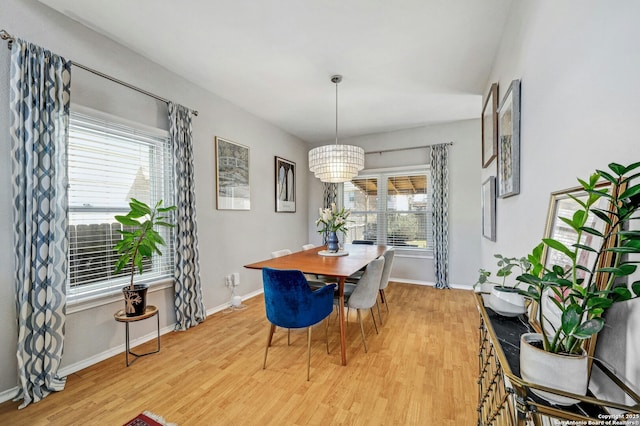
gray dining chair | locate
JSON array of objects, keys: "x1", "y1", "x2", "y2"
[
  {"x1": 271, "y1": 249, "x2": 292, "y2": 258},
  {"x1": 376, "y1": 249, "x2": 395, "y2": 324},
  {"x1": 346, "y1": 257, "x2": 385, "y2": 353}
]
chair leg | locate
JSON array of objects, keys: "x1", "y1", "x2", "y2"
[
  {"x1": 357, "y1": 309, "x2": 368, "y2": 353},
  {"x1": 288, "y1": 328, "x2": 291, "y2": 346},
  {"x1": 307, "y1": 327, "x2": 312, "y2": 381},
  {"x1": 263, "y1": 324, "x2": 276, "y2": 369},
  {"x1": 325, "y1": 317, "x2": 330, "y2": 354},
  {"x1": 380, "y1": 289, "x2": 389, "y2": 313},
  {"x1": 370, "y1": 308, "x2": 379, "y2": 334},
  {"x1": 376, "y1": 299, "x2": 383, "y2": 326}
]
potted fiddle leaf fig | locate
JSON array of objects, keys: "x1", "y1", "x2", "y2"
[
  {"x1": 114, "y1": 198, "x2": 176, "y2": 316},
  {"x1": 475, "y1": 254, "x2": 531, "y2": 317},
  {"x1": 516, "y1": 162, "x2": 640, "y2": 405}
]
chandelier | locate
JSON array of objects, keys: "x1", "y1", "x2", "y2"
[{"x1": 308, "y1": 75, "x2": 364, "y2": 183}]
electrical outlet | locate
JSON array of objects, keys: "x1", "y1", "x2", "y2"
[
  {"x1": 232, "y1": 272, "x2": 240, "y2": 286},
  {"x1": 225, "y1": 275, "x2": 233, "y2": 287}
]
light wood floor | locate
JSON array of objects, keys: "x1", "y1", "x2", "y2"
[{"x1": 0, "y1": 283, "x2": 480, "y2": 426}]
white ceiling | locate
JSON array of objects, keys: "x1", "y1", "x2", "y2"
[{"x1": 39, "y1": 0, "x2": 512, "y2": 144}]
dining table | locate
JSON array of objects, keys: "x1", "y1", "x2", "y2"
[{"x1": 244, "y1": 243, "x2": 389, "y2": 366}]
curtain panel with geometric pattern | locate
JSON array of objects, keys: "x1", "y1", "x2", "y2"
[
  {"x1": 430, "y1": 144, "x2": 450, "y2": 289},
  {"x1": 9, "y1": 39, "x2": 71, "y2": 408},
  {"x1": 169, "y1": 103, "x2": 206, "y2": 330}
]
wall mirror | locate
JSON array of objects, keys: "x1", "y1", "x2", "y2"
[{"x1": 529, "y1": 182, "x2": 615, "y2": 333}]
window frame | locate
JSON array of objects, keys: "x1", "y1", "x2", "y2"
[
  {"x1": 342, "y1": 165, "x2": 432, "y2": 256},
  {"x1": 66, "y1": 105, "x2": 175, "y2": 307}
]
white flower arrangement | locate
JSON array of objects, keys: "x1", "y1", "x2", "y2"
[{"x1": 316, "y1": 203, "x2": 351, "y2": 234}]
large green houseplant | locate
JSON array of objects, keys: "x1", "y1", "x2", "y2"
[
  {"x1": 514, "y1": 162, "x2": 640, "y2": 404},
  {"x1": 114, "y1": 198, "x2": 176, "y2": 316}
]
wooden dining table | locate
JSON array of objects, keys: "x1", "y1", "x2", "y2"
[{"x1": 244, "y1": 243, "x2": 389, "y2": 366}]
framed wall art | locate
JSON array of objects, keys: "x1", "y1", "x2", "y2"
[
  {"x1": 481, "y1": 176, "x2": 496, "y2": 241},
  {"x1": 215, "y1": 136, "x2": 250, "y2": 210},
  {"x1": 275, "y1": 156, "x2": 295, "y2": 212},
  {"x1": 497, "y1": 79, "x2": 521, "y2": 198},
  {"x1": 481, "y1": 83, "x2": 498, "y2": 168}
]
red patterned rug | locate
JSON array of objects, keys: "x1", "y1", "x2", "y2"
[{"x1": 123, "y1": 411, "x2": 176, "y2": 426}]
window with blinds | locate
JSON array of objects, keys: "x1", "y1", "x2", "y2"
[
  {"x1": 67, "y1": 109, "x2": 175, "y2": 300},
  {"x1": 343, "y1": 170, "x2": 431, "y2": 251}
]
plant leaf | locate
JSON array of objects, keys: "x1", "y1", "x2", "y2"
[
  {"x1": 596, "y1": 264, "x2": 637, "y2": 276},
  {"x1": 572, "y1": 243, "x2": 597, "y2": 253},
  {"x1": 590, "y1": 208, "x2": 613, "y2": 226},
  {"x1": 573, "y1": 318, "x2": 604, "y2": 339},
  {"x1": 157, "y1": 206, "x2": 177, "y2": 212},
  {"x1": 587, "y1": 297, "x2": 613, "y2": 310},
  {"x1": 561, "y1": 304, "x2": 581, "y2": 335},
  {"x1": 618, "y1": 230, "x2": 640, "y2": 238},
  {"x1": 559, "y1": 216, "x2": 579, "y2": 231},
  {"x1": 115, "y1": 215, "x2": 141, "y2": 227},
  {"x1": 619, "y1": 184, "x2": 640, "y2": 200},
  {"x1": 608, "y1": 163, "x2": 626, "y2": 176},
  {"x1": 607, "y1": 246, "x2": 640, "y2": 254},
  {"x1": 622, "y1": 160, "x2": 640, "y2": 174},
  {"x1": 566, "y1": 193, "x2": 587, "y2": 209},
  {"x1": 543, "y1": 238, "x2": 575, "y2": 260},
  {"x1": 580, "y1": 226, "x2": 604, "y2": 238},
  {"x1": 596, "y1": 169, "x2": 617, "y2": 184},
  {"x1": 611, "y1": 287, "x2": 632, "y2": 302}
]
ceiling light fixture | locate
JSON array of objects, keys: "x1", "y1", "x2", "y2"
[{"x1": 308, "y1": 75, "x2": 364, "y2": 183}]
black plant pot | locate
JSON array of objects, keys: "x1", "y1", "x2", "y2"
[{"x1": 122, "y1": 284, "x2": 149, "y2": 317}]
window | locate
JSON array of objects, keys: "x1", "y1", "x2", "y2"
[
  {"x1": 343, "y1": 169, "x2": 431, "y2": 251},
  {"x1": 67, "y1": 107, "x2": 175, "y2": 301}
]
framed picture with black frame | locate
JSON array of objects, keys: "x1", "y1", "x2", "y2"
[
  {"x1": 275, "y1": 156, "x2": 295, "y2": 212},
  {"x1": 497, "y1": 79, "x2": 521, "y2": 198}
]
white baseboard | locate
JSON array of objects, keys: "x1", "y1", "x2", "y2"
[
  {"x1": 389, "y1": 277, "x2": 472, "y2": 291},
  {"x1": 58, "y1": 322, "x2": 176, "y2": 378},
  {"x1": 0, "y1": 387, "x2": 18, "y2": 405}
]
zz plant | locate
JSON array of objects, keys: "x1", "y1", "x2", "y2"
[
  {"x1": 517, "y1": 162, "x2": 640, "y2": 355},
  {"x1": 475, "y1": 254, "x2": 532, "y2": 291}
]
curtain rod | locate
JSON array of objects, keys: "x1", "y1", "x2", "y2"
[
  {"x1": 1, "y1": 29, "x2": 198, "y2": 116},
  {"x1": 365, "y1": 141, "x2": 453, "y2": 155}
]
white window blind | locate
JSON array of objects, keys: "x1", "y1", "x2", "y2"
[
  {"x1": 67, "y1": 109, "x2": 175, "y2": 300},
  {"x1": 343, "y1": 170, "x2": 431, "y2": 251}
]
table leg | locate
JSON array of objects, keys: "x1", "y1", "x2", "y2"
[{"x1": 338, "y1": 276, "x2": 347, "y2": 366}]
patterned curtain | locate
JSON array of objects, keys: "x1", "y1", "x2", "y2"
[
  {"x1": 9, "y1": 39, "x2": 71, "y2": 408},
  {"x1": 430, "y1": 144, "x2": 450, "y2": 289},
  {"x1": 321, "y1": 183, "x2": 338, "y2": 244},
  {"x1": 169, "y1": 103, "x2": 206, "y2": 330}
]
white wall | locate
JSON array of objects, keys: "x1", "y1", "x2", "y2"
[
  {"x1": 0, "y1": 0, "x2": 311, "y2": 396},
  {"x1": 480, "y1": 0, "x2": 640, "y2": 400},
  {"x1": 307, "y1": 119, "x2": 481, "y2": 288}
]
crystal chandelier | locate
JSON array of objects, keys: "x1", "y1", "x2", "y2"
[{"x1": 309, "y1": 75, "x2": 364, "y2": 183}]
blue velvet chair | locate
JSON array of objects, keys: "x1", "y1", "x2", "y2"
[{"x1": 262, "y1": 268, "x2": 336, "y2": 381}]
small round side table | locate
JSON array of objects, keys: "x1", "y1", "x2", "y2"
[{"x1": 114, "y1": 305, "x2": 160, "y2": 366}]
